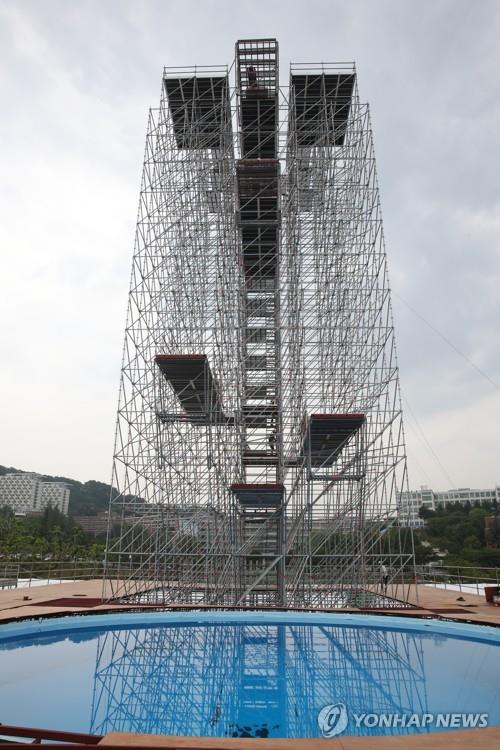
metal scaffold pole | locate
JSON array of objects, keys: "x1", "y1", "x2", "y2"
[{"x1": 104, "y1": 39, "x2": 414, "y2": 609}]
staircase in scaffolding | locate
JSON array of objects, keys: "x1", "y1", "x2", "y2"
[{"x1": 233, "y1": 39, "x2": 284, "y2": 606}]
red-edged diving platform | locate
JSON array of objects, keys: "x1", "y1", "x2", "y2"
[
  {"x1": 155, "y1": 354, "x2": 229, "y2": 424},
  {"x1": 230, "y1": 483, "x2": 285, "y2": 507},
  {"x1": 303, "y1": 413, "x2": 366, "y2": 466}
]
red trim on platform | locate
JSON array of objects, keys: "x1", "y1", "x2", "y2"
[
  {"x1": 155, "y1": 353, "x2": 206, "y2": 362},
  {"x1": 310, "y1": 413, "x2": 366, "y2": 421},
  {"x1": 230, "y1": 483, "x2": 285, "y2": 491}
]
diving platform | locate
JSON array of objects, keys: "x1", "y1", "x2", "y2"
[
  {"x1": 155, "y1": 354, "x2": 228, "y2": 424},
  {"x1": 231, "y1": 483, "x2": 285, "y2": 507},
  {"x1": 303, "y1": 413, "x2": 366, "y2": 466},
  {"x1": 163, "y1": 75, "x2": 230, "y2": 150},
  {"x1": 291, "y1": 73, "x2": 355, "y2": 147}
]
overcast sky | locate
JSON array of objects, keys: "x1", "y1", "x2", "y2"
[{"x1": 0, "y1": 0, "x2": 499, "y2": 491}]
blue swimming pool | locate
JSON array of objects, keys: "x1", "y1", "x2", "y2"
[{"x1": 0, "y1": 612, "x2": 499, "y2": 738}]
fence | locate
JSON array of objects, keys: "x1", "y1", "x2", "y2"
[
  {"x1": 2, "y1": 560, "x2": 500, "y2": 602},
  {"x1": 416, "y1": 564, "x2": 500, "y2": 596},
  {"x1": 0, "y1": 561, "x2": 125, "y2": 589}
]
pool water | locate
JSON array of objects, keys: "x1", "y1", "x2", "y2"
[{"x1": 0, "y1": 612, "x2": 499, "y2": 738}]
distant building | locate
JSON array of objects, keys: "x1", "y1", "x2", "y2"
[
  {"x1": 130, "y1": 504, "x2": 226, "y2": 540},
  {"x1": 74, "y1": 513, "x2": 117, "y2": 536},
  {"x1": 0, "y1": 473, "x2": 39, "y2": 514},
  {"x1": 36, "y1": 481, "x2": 70, "y2": 514},
  {"x1": 399, "y1": 486, "x2": 500, "y2": 527},
  {"x1": 0, "y1": 473, "x2": 70, "y2": 515}
]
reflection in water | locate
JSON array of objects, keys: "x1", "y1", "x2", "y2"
[{"x1": 90, "y1": 624, "x2": 428, "y2": 737}]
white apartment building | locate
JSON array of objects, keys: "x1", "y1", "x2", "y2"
[
  {"x1": 399, "y1": 486, "x2": 500, "y2": 527},
  {"x1": 36, "y1": 481, "x2": 70, "y2": 514},
  {"x1": 0, "y1": 473, "x2": 39, "y2": 514},
  {"x1": 0, "y1": 473, "x2": 70, "y2": 515}
]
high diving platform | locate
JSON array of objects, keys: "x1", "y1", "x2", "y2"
[
  {"x1": 291, "y1": 73, "x2": 355, "y2": 147},
  {"x1": 231, "y1": 483, "x2": 285, "y2": 507},
  {"x1": 163, "y1": 75, "x2": 230, "y2": 150},
  {"x1": 155, "y1": 354, "x2": 229, "y2": 425},
  {"x1": 302, "y1": 413, "x2": 366, "y2": 466}
]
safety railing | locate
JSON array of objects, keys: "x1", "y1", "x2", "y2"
[
  {"x1": 0, "y1": 722, "x2": 101, "y2": 747},
  {"x1": 416, "y1": 564, "x2": 500, "y2": 597},
  {"x1": 0, "y1": 561, "x2": 127, "y2": 590}
]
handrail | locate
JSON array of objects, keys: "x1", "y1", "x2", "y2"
[
  {"x1": 0, "y1": 561, "x2": 124, "y2": 589},
  {"x1": 3, "y1": 560, "x2": 500, "y2": 598},
  {"x1": 416, "y1": 564, "x2": 500, "y2": 597},
  {"x1": 0, "y1": 723, "x2": 101, "y2": 745}
]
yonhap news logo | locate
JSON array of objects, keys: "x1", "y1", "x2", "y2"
[
  {"x1": 317, "y1": 703, "x2": 349, "y2": 737},
  {"x1": 317, "y1": 704, "x2": 489, "y2": 736}
]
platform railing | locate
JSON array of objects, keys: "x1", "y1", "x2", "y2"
[
  {"x1": 0, "y1": 723, "x2": 102, "y2": 747},
  {"x1": 0, "y1": 554, "x2": 172, "y2": 591},
  {"x1": 416, "y1": 564, "x2": 500, "y2": 596},
  {"x1": 0, "y1": 561, "x2": 127, "y2": 590},
  {"x1": 3, "y1": 559, "x2": 500, "y2": 603}
]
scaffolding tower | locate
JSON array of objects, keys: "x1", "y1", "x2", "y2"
[{"x1": 104, "y1": 39, "x2": 414, "y2": 607}]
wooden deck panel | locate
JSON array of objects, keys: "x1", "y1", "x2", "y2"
[
  {"x1": 1, "y1": 581, "x2": 500, "y2": 625},
  {"x1": 100, "y1": 727, "x2": 500, "y2": 749}
]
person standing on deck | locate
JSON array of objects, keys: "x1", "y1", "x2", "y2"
[{"x1": 380, "y1": 561, "x2": 389, "y2": 593}]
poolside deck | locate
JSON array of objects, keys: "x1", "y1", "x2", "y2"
[
  {"x1": 0, "y1": 579, "x2": 133, "y2": 622},
  {"x1": 1, "y1": 726, "x2": 499, "y2": 749},
  {"x1": 1, "y1": 580, "x2": 500, "y2": 626},
  {"x1": 100, "y1": 727, "x2": 500, "y2": 749},
  {"x1": 402, "y1": 582, "x2": 500, "y2": 626}
]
